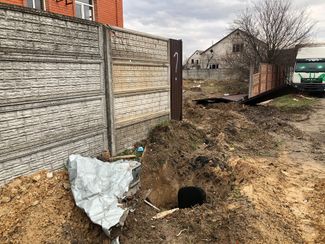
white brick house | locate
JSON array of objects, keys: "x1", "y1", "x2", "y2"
[{"x1": 184, "y1": 29, "x2": 246, "y2": 70}]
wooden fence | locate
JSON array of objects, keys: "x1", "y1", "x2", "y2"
[{"x1": 249, "y1": 63, "x2": 289, "y2": 97}]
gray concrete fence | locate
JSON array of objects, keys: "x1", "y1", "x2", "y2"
[
  {"x1": 0, "y1": 4, "x2": 171, "y2": 184},
  {"x1": 183, "y1": 69, "x2": 241, "y2": 81}
]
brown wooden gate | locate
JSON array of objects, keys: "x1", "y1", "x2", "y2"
[{"x1": 170, "y1": 39, "x2": 183, "y2": 120}]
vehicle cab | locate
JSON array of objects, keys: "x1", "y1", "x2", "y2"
[{"x1": 292, "y1": 45, "x2": 325, "y2": 92}]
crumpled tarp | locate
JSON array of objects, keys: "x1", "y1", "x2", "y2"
[{"x1": 67, "y1": 154, "x2": 140, "y2": 235}]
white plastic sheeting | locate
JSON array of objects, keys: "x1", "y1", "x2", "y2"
[{"x1": 67, "y1": 154, "x2": 140, "y2": 235}]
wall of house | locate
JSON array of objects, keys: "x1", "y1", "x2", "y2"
[
  {"x1": 46, "y1": 0, "x2": 74, "y2": 17},
  {"x1": 0, "y1": 0, "x2": 23, "y2": 6},
  {"x1": 108, "y1": 27, "x2": 170, "y2": 153},
  {"x1": 0, "y1": 0, "x2": 123, "y2": 27},
  {"x1": 183, "y1": 30, "x2": 246, "y2": 80},
  {"x1": 198, "y1": 30, "x2": 245, "y2": 69},
  {"x1": 0, "y1": 5, "x2": 171, "y2": 184},
  {"x1": 96, "y1": 0, "x2": 123, "y2": 27},
  {"x1": 185, "y1": 50, "x2": 202, "y2": 69},
  {"x1": 183, "y1": 69, "x2": 242, "y2": 81}
]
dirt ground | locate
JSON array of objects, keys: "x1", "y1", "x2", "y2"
[
  {"x1": 183, "y1": 79, "x2": 248, "y2": 100},
  {"x1": 0, "y1": 79, "x2": 324, "y2": 243}
]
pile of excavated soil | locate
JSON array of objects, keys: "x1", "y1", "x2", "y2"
[
  {"x1": 1, "y1": 98, "x2": 324, "y2": 243},
  {"x1": 0, "y1": 120, "x2": 237, "y2": 244},
  {"x1": 117, "y1": 120, "x2": 239, "y2": 243},
  {"x1": 0, "y1": 171, "x2": 107, "y2": 243},
  {"x1": 140, "y1": 121, "x2": 234, "y2": 209},
  {"x1": 185, "y1": 102, "x2": 275, "y2": 156},
  {"x1": 118, "y1": 100, "x2": 325, "y2": 243},
  {"x1": 185, "y1": 101, "x2": 306, "y2": 155}
]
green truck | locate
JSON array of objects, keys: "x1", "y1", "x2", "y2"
[{"x1": 292, "y1": 44, "x2": 325, "y2": 92}]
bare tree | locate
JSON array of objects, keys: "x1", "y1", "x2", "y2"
[
  {"x1": 205, "y1": 49, "x2": 214, "y2": 69},
  {"x1": 233, "y1": 0, "x2": 315, "y2": 64},
  {"x1": 220, "y1": 51, "x2": 251, "y2": 78}
]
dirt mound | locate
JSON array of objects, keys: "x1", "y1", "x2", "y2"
[
  {"x1": 238, "y1": 104, "x2": 306, "y2": 135},
  {"x1": 115, "y1": 120, "x2": 238, "y2": 243},
  {"x1": 0, "y1": 171, "x2": 107, "y2": 243},
  {"x1": 144, "y1": 120, "x2": 207, "y2": 166},
  {"x1": 0, "y1": 120, "x2": 236, "y2": 243},
  {"x1": 310, "y1": 178, "x2": 325, "y2": 243},
  {"x1": 185, "y1": 102, "x2": 277, "y2": 156},
  {"x1": 228, "y1": 156, "x2": 305, "y2": 243},
  {"x1": 1, "y1": 96, "x2": 324, "y2": 243},
  {"x1": 140, "y1": 120, "x2": 234, "y2": 209}
]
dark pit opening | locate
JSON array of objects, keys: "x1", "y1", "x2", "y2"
[{"x1": 178, "y1": 186, "x2": 207, "y2": 209}]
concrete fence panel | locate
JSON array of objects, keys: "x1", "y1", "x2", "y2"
[
  {"x1": 108, "y1": 27, "x2": 170, "y2": 154},
  {"x1": 0, "y1": 5, "x2": 174, "y2": 184},
  {"x1": 0, "y1": 5, "x2": 108, "y2": 184},
  {"x1": 183, "y1": 69, "x2": 241, "y2": 81}
]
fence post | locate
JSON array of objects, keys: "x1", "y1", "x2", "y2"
[
  {"x1": 170, "y1": 39, "x2": 183, "y2": 121},
  {"x1": 103, "y1": 27, "x2": 116, "y2": 155}
]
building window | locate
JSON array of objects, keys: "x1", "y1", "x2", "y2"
[
  {"x1": 76, "y1": 0, "x2": 94, "y2": 21},
  {"x1": 27, "y1": 0, "x2": 43, "y2": 10},
  {"x1": 209, "y1": 64, "x2": 219, "y2": 69},
  {"x1": 233, "y1": 43, "x2": 244, "y2": 53},
  {"x1": 191, "y1": 59, "x2": 194, "y2": 64},
  {"x1": 196, "y1": 60, "x2": 199, "y2": 64}
]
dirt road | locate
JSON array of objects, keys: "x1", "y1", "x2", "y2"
[
  {"x1": 226, "y1": 97, "x2": 325, "y2": 243},
  {"x1": 277, "y1": 98, "x2": 325, "y2": 242}
]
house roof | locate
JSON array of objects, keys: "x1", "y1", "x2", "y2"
[
  {"x1": 201, "y1": 28, "x2": 245, "y2": 54},
  {"x1": 186, "y1": 28, "x2": 262, "y2": 63},
  {"x1": 185, "y1": 29, "x2": 244, "y2": 64},
  {"x1": 186, "y1": 50, "x2": 203, "y2": 63},
  {"x1": 188, "y1": 50, "x2": 203, "y2": 59}
]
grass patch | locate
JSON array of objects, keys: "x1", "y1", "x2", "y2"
[
  {"x1": 183, "y1": 79, "x2": 249, "y2": 96},
  {"x1": 270, "y1": 94, "x2": 316, "y2": 111},
  {"x1": 202, "y1": 80, "x2": 249, "y2": 95}
]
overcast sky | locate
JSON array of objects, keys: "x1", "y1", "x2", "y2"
[{"x1": 124, "y1": 0, "x2": 325, "y2": 59}]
